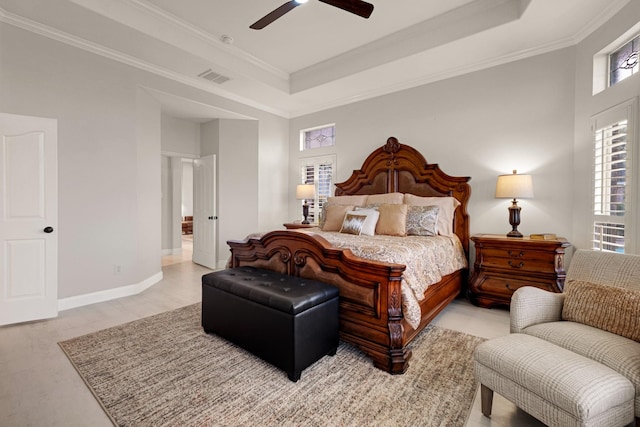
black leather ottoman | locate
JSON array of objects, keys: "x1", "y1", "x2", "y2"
[{"x1": 202, "y1": 267, "x2": 339, "y2": 382}]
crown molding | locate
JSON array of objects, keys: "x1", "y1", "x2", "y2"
[
  {"x1": 290, "y1": 36, "x2": 578, "y2": 118},
  {"x1": 2, "y1": 0, "x2": 631, "y2": 121},
  {"x1": 0, "y1": 7, "x2": 291, "y2": 118},
  {"x1": 571, "y1": 0, "x2": 631, "y2": 44},
  {"x1": 127, "y1": 0, "x2": 289, "y2": 81}
]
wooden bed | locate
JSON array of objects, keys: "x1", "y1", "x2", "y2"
[{"x1": 227, "y1": 137, "x2": 471, "y2": 374}]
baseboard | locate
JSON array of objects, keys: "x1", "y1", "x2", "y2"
[
  {"x1": 161, "y1": 248, "x2": 183, "y2": 256},
  {"x1": 58, "y1": 271, "x2": 164, "y2": 311}
]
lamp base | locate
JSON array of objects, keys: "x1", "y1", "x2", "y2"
[
  {"x1": 301, "y1": 203, "x2": 310, "y2": 224},
  {"x1": 506, "y1": 200, "x2": 523, "y2": 238},
  {"x1": 506, "y1": 230, "x2": 523, "y2": 238}
]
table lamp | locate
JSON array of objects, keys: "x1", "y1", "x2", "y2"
[
  {"x1": 296, "y1": 184, "x2": 316, "y2": 224},
  {"x1": 495, "y1": 170, "x2": 534, "y2": 238}
]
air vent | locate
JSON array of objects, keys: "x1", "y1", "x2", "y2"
[{"x1": 198, "y1": 69, "x2": 231, "y2": 84}]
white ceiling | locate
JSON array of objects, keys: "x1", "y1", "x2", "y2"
[{"x1": 0, "y1": 0, "x2": 631, "y2": 119}]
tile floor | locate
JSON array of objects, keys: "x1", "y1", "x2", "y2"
[{"x1": 0, "y1": 238, "x2": 544, "y2": 427}]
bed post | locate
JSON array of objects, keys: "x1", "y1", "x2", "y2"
[{"x1": 386, "y1": 281, "x2": 411, "y2": 374}]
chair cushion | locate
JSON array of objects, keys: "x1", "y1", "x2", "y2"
[
  {"x1": 523, "y1": 321, "x2": 640, "y2": 417},
  {"x1": 566, "y1": 249, "x2": 640, "y2": 290},
  {"x1": 474, "y1": 333, "x2": 635, "y2": 423},
  {"x1": 562, "y1": 280, "x2": 640, "y2": 342}
]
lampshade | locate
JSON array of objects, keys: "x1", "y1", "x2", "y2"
[
  {"x1": 296, "y1": 184, "x2": 316, "y2": 200},
  {"x1": 495, "y1": 170, "x2": 534, "y2": 199}
]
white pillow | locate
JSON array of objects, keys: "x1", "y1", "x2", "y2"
[
  {"x1": 403, "y1": 194, "x2": 460, "y2": 236},
  {"x1": 346, "y1": 208, "x2": 379, "y2": 236}
]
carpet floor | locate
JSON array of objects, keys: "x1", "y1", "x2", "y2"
[{"x1": 59, "y1": 303, "x2": 485, "y2": 427}]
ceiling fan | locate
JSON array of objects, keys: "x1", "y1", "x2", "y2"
[{"x1": 250, "y1": 0, "x2": 374, "y2": 30}]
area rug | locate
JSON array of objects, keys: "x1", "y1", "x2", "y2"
[{"x1": 59, "y1": 304, "x2": 485, "y2": 427}]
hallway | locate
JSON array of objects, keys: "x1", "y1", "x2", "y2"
[{"x1": 162, "y1": 235, "x2": 194, "y2": 267}]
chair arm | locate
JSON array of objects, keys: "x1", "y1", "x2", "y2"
[{"x1": 510, "y1": 286, "x2": 565, "y2": 333}]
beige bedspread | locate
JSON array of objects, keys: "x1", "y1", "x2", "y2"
[{"x1": 248, "y1": 229, "x2": 467, "y2": 329}]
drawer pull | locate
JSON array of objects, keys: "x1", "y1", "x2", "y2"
[
  {"x1": 508, "y1": 250, "x2": 524, "y2": 258},
  {"x1": 508, "y1": 260, "x2": 525, "y2": 269},
  {"x1": 506, "y1": 283, "x2": 517, "y2": 292}
]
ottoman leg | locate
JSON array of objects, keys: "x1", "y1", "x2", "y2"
[
  {"x1": 288, "y1": 370, "x2": 301, "y2": 382},
  {"x1": 480, "y1": 384, "x2": 494, "y2": 417}
]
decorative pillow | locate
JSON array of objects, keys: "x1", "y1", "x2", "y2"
[
  {"x1": 339, "y1": 213, "x2": 368, "y2": 235},
  {"x1": 562, "y1": 280, "x2": 640, "y2": 342},
  {"x1": 403, "y1": 194, "x2": 461, "y2": 236},
  {"x1": 406, "y1": 205, "x2": 439, "y2": 236},
  {"x1": 322, "y1": 204, "x2": 354, "y2": 231},
  {"x1": 327, "y1": 195, "x2": 368, "y2": 206},
  {"x1": 366, "y1": 192, "x2": 404, "y2": 206},
  {"x1": 375, "y1": 203, "x2": 408, "y2": 236},
  {"x1": 347, "y1": 208, "x2": 379, "y2": 236}
]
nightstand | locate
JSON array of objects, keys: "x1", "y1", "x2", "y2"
[
  {"x1": 468, "y1": 234, "x2": 571, "y2": 308},
  {"x1": 283, "y1": 223, "x2": 316, "y2": 230}
]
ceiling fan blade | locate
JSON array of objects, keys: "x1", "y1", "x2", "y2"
[
  {"x1": 318, "y1": 0, "x2": 374, "y2": 19},
  {"x1": 250, "y1": 1, "x2": 301, "y2": 30}
]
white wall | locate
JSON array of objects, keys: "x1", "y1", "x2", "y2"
[
  {"x1": 0, "y1": 22, "x2": 157, "y2": 297},
  {"x1": 135, "y1": 88, "x2": 162, "y2": 280},
  {"x1": 0, "y1": 21, "x2": 289, "y2": 301},
  {"x1": 161, "y1": 156, "x2": 183, "y2": 253},
  {"x1": 257, "y1": 118, "x2": 290, "y2": 231},
  {"x1": 161, "y1": 113, "x2": 201, "y2": 157},
  {"x1": 218, "y1": 119, "x2": 260, "y2": 263},
  {"x1": 289, "y1": 48, "x2": 577, "y2": 244},
  {"x1": 573, "y1": 0, "x2": 640, "y2": 252},
  {"x1": 161, "y1": 156, "x2": 172, "y2": 250},
  {"x1": 201, "y1": 120, "x2": 220, "y2": 157},
  {"x1": 159, "y1": 114, "x2": 199, "y2": 253}
]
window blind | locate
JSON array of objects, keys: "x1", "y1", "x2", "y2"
[{"x1": 593, "y1": 120, "x2": 627, "y2": 252}]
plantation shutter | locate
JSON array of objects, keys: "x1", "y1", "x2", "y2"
[{"x1": 592, "y1": 119, "x2": 628, "y2": 252}]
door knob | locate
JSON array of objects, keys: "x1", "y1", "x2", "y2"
[{"x1": 44, "y1": 226, "x2": 54, "y2": 233}]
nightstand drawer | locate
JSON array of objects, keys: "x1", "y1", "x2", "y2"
[
  {"x1": 474, "y1": 275, "x2": 558, "y2": 296},
  {"x1": 481, "y1": 248, "x2": 556, "y2": 272}
]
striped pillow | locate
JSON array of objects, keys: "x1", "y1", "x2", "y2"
[{"x1": 562, "y1": 280, "x2": 640, "y2": 342}]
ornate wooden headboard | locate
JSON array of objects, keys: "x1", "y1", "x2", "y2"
[{"x1": 334, "y1": 137, "x2": 472, "y2": 256}]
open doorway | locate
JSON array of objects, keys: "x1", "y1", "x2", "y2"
[
  {"x1": 161, "y1": 156, "x2": 195, "y2": 266},
  {"x1": 178, "y1": 158, "x2": 194, "y2": 262},
  {"x1": 161, "y1": 155, "x2": 217, "y2": 269}
]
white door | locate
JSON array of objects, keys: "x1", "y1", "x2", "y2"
[
  {"x1": 193, "y1": 154, "x2": 217, "y2": 269},
  {"x1": 0, "y1": 113, "x2": 58, "y2": 325}
]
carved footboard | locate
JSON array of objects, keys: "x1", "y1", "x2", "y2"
[{"x1": 227, "y1": 230, "x2": 415, "y2": 374}]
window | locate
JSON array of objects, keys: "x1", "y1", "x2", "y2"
[
  {"x1": 592, "y1": 24, "x2": 640, "y2": 95},
  {"x1": 593, "y1": 120, "x2": 627, "y2": 252},
  {"x1": 591, "y1": 100, "x2": 637, "y2": 253},
  {"x1": 299, "y1": 155, "x2": 335, "y2": 223},
  {"x1": 609, "y1": 35, "x2": 639, "y2": 87},
  {"x1": 300, "y1": 124, "x2": 335, "y2": 151}
]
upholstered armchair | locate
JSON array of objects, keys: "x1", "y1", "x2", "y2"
[{"x1": 510, "y1": 249, "x2": 640, "y2": 425}]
